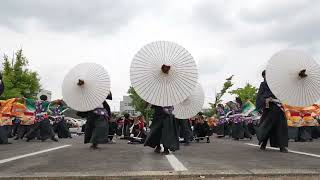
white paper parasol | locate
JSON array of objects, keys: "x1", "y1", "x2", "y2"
[
  {"x1": 62, "y1": 63, "x2": 110, "y2": 111},
  {"x1": 173, "y1": 83, "x2": 204, "y2": 119},
  {"x1": 130, "y1": 41, "x2": 198, "y2": 106},
  {"x1": 266, "y1": 49, "x2": 320, "y2": 107}
]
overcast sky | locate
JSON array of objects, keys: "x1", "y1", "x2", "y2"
[{"x1": 1, "y1": 0, "x2": 320, "y2": 111}]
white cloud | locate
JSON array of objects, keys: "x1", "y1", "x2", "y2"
[{"x1": 1, "y1": 0, "x2": 319, "y2": 111}]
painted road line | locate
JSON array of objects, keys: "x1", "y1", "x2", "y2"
[
  {"x1": 166, "y1": 154, "x2": 188, "y2": 171},
  {"x1": 0, "y1": 145, "x2": 71, "y2": 164},
  {"x1": 246, "y1": 143, "x2": 320, "y2": 158}
]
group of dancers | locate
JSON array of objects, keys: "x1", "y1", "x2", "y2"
[
  {"x1": 0, "y1": 95, "x2": 73, "y2": 144},
  {"x1": 1, "y1": 70, "x2": 319, "y2": 154},
  {"x1": 214, "y1": 98, "x2": 254, "y2": 141},
  {"x1": 0, "y1": 72, "x2": 73, "y2": 144},
  {"x1": 142, "y1": 70, "x2": 289, "y2": 154}
]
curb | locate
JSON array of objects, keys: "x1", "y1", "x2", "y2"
[{"x1": 1, "y1": 169, "x2": 320, "y2": 180}]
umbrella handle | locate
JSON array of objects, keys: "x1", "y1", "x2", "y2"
[
  {"x1": 299, "y1": 69, "x2": 308, "y2": 78},
  {"x1": 77, "y1": 79, "x2": 85, "y2": 86},
  {"x1": 161, "y1": 64, "x2": 171, "y2": 74}
]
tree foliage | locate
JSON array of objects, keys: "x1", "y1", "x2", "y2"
[
  {"x1": 202, "y1": 109, "x2": 214, "y2": 117},
  {"x1": 127, "y1": 86, "x2": 154, "y2": 121},
  {"x1": 229, "y1": 83, "x2": 258, "y2": 103},
  {"x1": 1, "y1": 49, "x2": 41, "y2": 99},
  {"x1": 209, "y1": 75, "x2": 234, "y2": 115}
]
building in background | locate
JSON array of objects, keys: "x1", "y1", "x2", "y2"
[
  {"x1": 37, "y1": 89, "x2": 52, "y2": 101},
  {"x1": 120, "y1": 96, "x2": 136, "y2": 115}
]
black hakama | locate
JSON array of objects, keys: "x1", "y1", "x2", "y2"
[
  {"x1": 256, "y1": 80, "x2": 288, "y2": 149},
  {"x1": 15, "y1": 125, "x2": 31, "y2": 139},
  {"x1": 25, "y1": 119, "x2": 56, "y2": 141},
  {"x1": 55, "y1": 120, "x2": 72, "y2": 138},
  {"x1": 194, "y1": 122, "x2": 211, "y2": 142},
  {"x1": 288, "y1": 127, "x2": 299, "y2": 141},
  {"x1": 176, "y1": 118, "x2": 192, "y2": 144},
  {"x1": 0, "y1": 126, "x2": 9, "y2": 144},
  {"x1": 144, "y1": 106, "x2": 179, "y2": 151},
  {"x1": 83, "y1": 111, "x2": 107, "y2": 145},
  {"x1": 257, "y1": 103, "x2": 288, "y2": 148},
  {"x1": 298, "y1": 126, "x2": 313, "y2": 142}
]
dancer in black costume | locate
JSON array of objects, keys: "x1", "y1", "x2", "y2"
[{"x1": 256, "y1": 70, "x2": 288, "y2": 153}]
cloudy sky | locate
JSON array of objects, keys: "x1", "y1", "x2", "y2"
[{"x1": 1, "y1": 0, "x2": 320, "y2": 111}]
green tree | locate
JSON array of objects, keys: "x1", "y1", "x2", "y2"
[
  {"x1": 202, "y1": 109, "x2": 214, "y2": 117},
  {"x1": 1, "y1": 49, "x2": 41, "y2": 99},
  {"x1": 209, "y1": 75, "x2": 234, "y2": 115},
  {"x1": 127, "y1": 86, "x2": 154, "y2": 122},
  {"x1": 229, "y1": 83, "x2": 258, "y2": 103}
]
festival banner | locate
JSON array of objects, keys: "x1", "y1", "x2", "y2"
[{"x1": 283, "y1": 104, "x2": 319, "y2": 127}]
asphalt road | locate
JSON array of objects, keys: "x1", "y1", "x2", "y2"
[{"x1": 0, "y1": 135, "x2": 319, "y2": 179}]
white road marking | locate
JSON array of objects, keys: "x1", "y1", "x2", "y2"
[
  {"x1": 0, "y1": 145, "x2": 71, "y2": 164},
  {"x1": 165, "y1": 154, "x2": 188, "y2": 171},
  {"x1": 246, "y1": 143, "x2": 320, "y2": 158}
]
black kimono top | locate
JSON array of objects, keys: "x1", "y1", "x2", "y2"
[{"x1": 256, "y1": 80, "x2": 276, "y2": 111}]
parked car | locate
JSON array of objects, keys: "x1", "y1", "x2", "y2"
[{"x1": 65, "y1": 117, "x2": 85, "y2": 135}]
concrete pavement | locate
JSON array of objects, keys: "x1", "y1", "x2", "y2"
[{"x1": 0, "y1": 135, "x2": 319, "y2": 179}]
